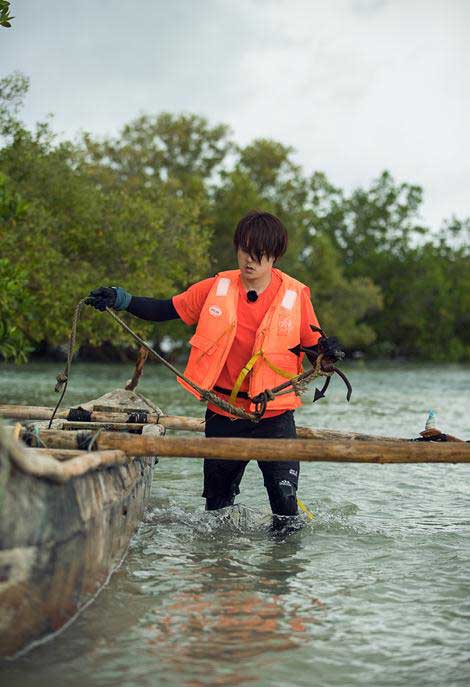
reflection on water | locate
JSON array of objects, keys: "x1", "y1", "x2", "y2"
[
  {"x1": 0, "y1": 362, "x2": 469, "y2": 687},
  {"x1": 128, "y1": 506, "x2": 325, "y2": 687}
]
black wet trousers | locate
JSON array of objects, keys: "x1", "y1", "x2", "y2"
[{"x1": 203, "y1": 409, "x2": 299, "y2": 517}]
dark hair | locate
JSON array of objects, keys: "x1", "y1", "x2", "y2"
[{"x1": 233, "y1": 210, "x2": 288, "y2": 263}]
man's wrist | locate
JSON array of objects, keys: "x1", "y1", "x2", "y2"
[{"x1": 112, "y1": 287, "x2": 132, "y2": 310}]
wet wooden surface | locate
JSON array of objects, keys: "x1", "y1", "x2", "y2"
[{"x1": 0, "y1": 452, "x2": 156, "y2": 657}]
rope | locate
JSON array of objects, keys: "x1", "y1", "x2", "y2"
[
  {"x1": 49, "y1": 301, "x2": 329, "y2": 426},
  {"x1": 104, "y1": 308, "x2": 261, "y2": 421},
  {"x1": 48, "y1": 299, "x2": 87, "y2": 429},
  {"x1": 22, "y1": 425, "x2": 47, "y2": 448},
  {"x1": 87, "y1": 428, "x2": 102, "y2": 452},
  {"x1": 135, "y1": 391, "x2": 161, "y2": 415}
]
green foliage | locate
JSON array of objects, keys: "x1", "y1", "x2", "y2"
[
  {"x1": 0, "y1": 131, "x2": 212, "y2": 351},
  {"x1": 296, "y1": 234, "x2": 383, "y2": 348},
  {"x1": 0, "y1": 258, "x2": 32, "y2": 363},
  {"x1": 237, "y1": 139, "x2": 300, "y2": 195},
  {"x1": 0, "y1": 1, "x2": 14, "y2": 28},
  {"x1": 0, "y1": 77, "x2": 213, "y2": 358},
  {"x1": 0, "y1": 71, "x2": 469, "y2": 362},
  {"x1": 0, "y1": 174, "x2": 33, "y2": 362},
  {"x1": 81, "y1": 112, "x2": 232, "y2": 195},
  {"x1": 0, "y1": 72, "x2": 29, "y2": 137}
]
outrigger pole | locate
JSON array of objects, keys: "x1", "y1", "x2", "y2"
[{"x1": 16, "y1": 428, "x2": 470, "y2": 464}]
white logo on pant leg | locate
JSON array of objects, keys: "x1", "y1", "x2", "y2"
[
  {"x1": 209, "y1": 305, "x2": 222, "y2": 317},
  {"x1": 289, "y1": 469, "x2": 298, "y2": 476}
]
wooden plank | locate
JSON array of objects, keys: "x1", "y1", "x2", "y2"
[{"x1": 20, "y1": 428, "x2": 470, "y2": 463}]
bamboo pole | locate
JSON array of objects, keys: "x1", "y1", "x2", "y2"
[
  {"x1": 295, "y1": 427, "x2": 403, "y2": 442},
  {"x1": 19, "y1": 428, "x2": 470, "y2": 463},
  {"x1": 0, "y1": 405, "x2": 68, "y2": 420},
  {"x1": 55, "y1": 421, "x2": 402, "y2": 443},
  {"x1": 0, "y1": 404, "x2": 403, "y2": 442}
]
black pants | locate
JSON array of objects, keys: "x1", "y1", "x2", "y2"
[{"x1": 203, "y1": 409, "x2": 299, "y2": 516}]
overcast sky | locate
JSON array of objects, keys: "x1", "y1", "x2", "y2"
[{"x1": 1, "y1": 0, "x2": 469, "y2": 229}]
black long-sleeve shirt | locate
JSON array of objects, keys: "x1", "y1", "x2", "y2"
[{"x1": 127, "y1": 297, "x2": 180, "y2": 322}]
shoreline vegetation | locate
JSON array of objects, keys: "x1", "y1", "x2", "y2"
[
  {"x1": 1, "y1": 72, "x2": 469, "y2": 365},
  {"x1": 4, "y1": 354, "x2": 470, "y2": 371}
]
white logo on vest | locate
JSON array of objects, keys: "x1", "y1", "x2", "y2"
[{"x1": 209, "y1": 305, "x2": 222, "y2": 317}]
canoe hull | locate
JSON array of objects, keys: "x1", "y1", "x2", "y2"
[{"x1": 0, "y1": 454, "x2": 155, "y2": 658}]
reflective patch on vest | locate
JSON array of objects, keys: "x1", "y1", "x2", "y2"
[
  {"x1": 209, "y1": 305, "x2": 222, "y2": 317},
  {"x1": 281, "y1": 289, "x2": 297, "y2": 310},
  {"x1": 216, "y1": 278, "x2": 230, "y2": 296},
  {"x1": 278, "y1": 317, "x2": 293, "y2": 336}
]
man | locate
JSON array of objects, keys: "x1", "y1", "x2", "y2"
[{"x1": 87, "y1": 210, "x2": 334, "y2": 528}]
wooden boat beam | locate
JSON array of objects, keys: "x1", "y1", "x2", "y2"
[
  {"x1": 16, "y1": 427, "x2": 470, "y2": 464},
  {"x1": 0, "y1": 404, "x2": 405, "y2": 442}
]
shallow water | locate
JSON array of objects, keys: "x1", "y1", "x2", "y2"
[{"x1": 1, "y1": 361, "x2": 469, "y2": 687}]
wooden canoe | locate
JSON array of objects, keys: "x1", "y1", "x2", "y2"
[{"x1": 0, "y1": 389, "x2": 163, "y2": 658}]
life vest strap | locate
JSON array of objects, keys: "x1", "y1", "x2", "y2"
[{"x1": 229, "y1": 350, "x2": 297, "y2": 407}]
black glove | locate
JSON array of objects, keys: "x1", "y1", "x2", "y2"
[
  {"x1": 85, "y1": 287, "x2": 117, "y2": 311},
  {"x1": 304, "y1": 336, "x2": 345, "y2": 364},
  {"x1": 317, "y1": 336, "x2": 344, "y2": 361}
]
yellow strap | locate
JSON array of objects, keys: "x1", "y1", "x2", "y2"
[
  {"x1": 230, "y1": 350, "x2": 263, "y2": 405},
  {"x1": 297, "y1": 497, "x2": 315, "y2": 520},
  {"x1": 229, "y1": 350, "x2": 297, "y2": 406},
  {"x1": 261, "y1": 355, "x2": 297, "y2": 380}
]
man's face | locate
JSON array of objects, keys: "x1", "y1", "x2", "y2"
[{"x1": 237, "y1": 247, "x2": 275, "y2": 281}]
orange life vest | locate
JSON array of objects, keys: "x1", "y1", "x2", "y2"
[{"x1": 178, "y1": 268, "x2": 306, "y2": 412}]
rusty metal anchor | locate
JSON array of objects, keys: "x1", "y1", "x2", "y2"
[{"x1": 288, "y1": 326, "x2": 353, "y2": 403}]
